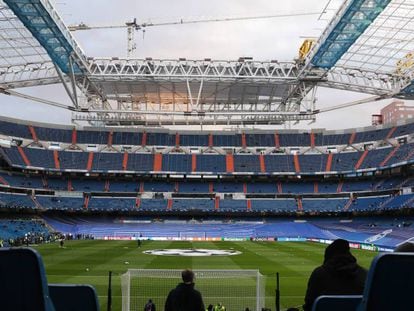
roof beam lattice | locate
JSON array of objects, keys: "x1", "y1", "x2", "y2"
[
  {"x1": 4, "y1": 0, "x2": 88, "y2": 74},
  {"x1": 309, "y1": 0, "x2": 391, "y2": 69}
]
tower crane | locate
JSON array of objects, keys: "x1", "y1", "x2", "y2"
[{"x1": 68, "y1": 12, "x2": 321, "y2": 57}]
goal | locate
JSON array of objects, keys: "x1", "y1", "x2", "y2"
[{"x1": 121, "y1": 269, "x2": 266, "y2": 311}]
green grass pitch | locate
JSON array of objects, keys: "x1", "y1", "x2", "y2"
[{"x1": 34, "y1": 240, "x2": 377, "y2": 310}]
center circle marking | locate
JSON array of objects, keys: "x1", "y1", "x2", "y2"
[{"x1": 143, "y1": 248, "x2": 242, "y2": 256}]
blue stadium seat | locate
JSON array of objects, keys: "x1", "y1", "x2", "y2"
[
  {"x1": 112, "y1": 131, "x2": 141, "y2": 145},
  {"x1": 144, "y1": 181, "x2": 173, "y2": 192},
  {"x1": 358, "y1": 253, "x2": 414, "y2": 311},
  {"x1": 299, "y1": 154, "x2": 326, "y2": 172},
  {"x1": 127, "y1": 153, "x2": 153, "y2": 171},
  {"x1": 392, "y1": 122, "x2": 414, "y2": 138},
  {"x1": 48, "y1": 284, "x2": 99, "y2": 311},
  {"x1": 219, "y1": 200, "x2": 246, "y2": 212},
  {"x1": 1, "y1": 146, "x2": 27, "y2": 167},
  {"x1": 319, "y1": 133, "x2": 350, "y2": 146},
  {"x1": 279, "y1": 132, "x2": 310, "y2": 146},
  {"x1": 312, "y1": 295, "x2": 362, "y2": 311},
  {"x1": 245, "y1": 133, "x2": 273, "y2": 147},
  {"x1": 302, "y1": 198, "x2": 347, "y2": 212},
  {"x1": 213, "y1": 181, "x2": 243, "y2": 192},
  {"x1": 2, "y1": 144, "x2": 414, "y2": 174},
  {"x1": 162, "y1": 154, "x2": 192, "y2": 172},
  {"x1": 180, "y1": 134, "x2": 209, "y2": 146},
  {"x1": 179, "y1": 182, "x2": 209, "y2": 193},
  {"x1": 331, "y1": 152, "x2": 361, "y2": 172},
  {"x1": 140, "y1": 199, "x2": 167, "y2": 211},
  {"x1": 88, "y1": 197, "x2": 136, "y2": 212},
  {"x1": 1, "y1": 119, "x2": 414, "y2": 150},
  {"x1": 196, "y1": 154, "x2": 226, "y2": 172},
  {"x1": 264, "y1": 154, "x2": 293, "y2": 172},
  {"x1": 0, "y1": 192, "x2": 36, "y2": 209},
  {"x1": 59, "y1": 150, "x2": 89, "y2": 170},
  {"x1": 34, "y1": 126, "x2": 72, "y2": 143},
  {"x1": 146, "y1": 132, "x2": 171, "y2": 145},
  {"x1": 383, "y1": 193, "x2": 414, "y2": 209},
  {"x1": 247, "y1": 182, "x2": 276, "y2": 193},
  {"x1": 171, "y1": 199, "x2": 214, "y2": 211},
  {"x1": 0, "y1": 219, "x2": 50, "y2": 242},
  {"x1": 283, "y1": 181, "x2": 314, "y2": 194},
  {"x1": 0, "y1": 247, "x2": 55, "y2": 310},
  {"x1": 347, "y1": 196, "x2": 389, "y2": 212},
  {"x1": 234, "y1": 155, "x2": 261, "y2": 172},
  {"x1": 24, "y1": 148, "x2": 55, "y2": 169},
  {"x1": 213, "y1": 134, "x2": 240, "y2": 146},
  {"x1": 92, "y1": 152, "x2": 123, "y2": 171},
  {"x1": 36, "y1": 196, "x2": 84, "y2": 211},
  {"x1": 77, "y1": 130, "x2": 108, "y2": 144},
  {"x1": 0, "y1": 120, "x2": 31, "y2": 139},
  {"x1": 251, "y1": 199, "x2": 297, "y2": 212},
  {"x1": 353, "y1": 128, "x2": 388, "y2": 144},
  {"x1": 359, "y1": 148, "x2": 390, "y2": 169}
]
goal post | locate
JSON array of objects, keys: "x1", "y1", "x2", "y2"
[{"x1": 121, "y1": 269, "x2": 266, "y2": 311}]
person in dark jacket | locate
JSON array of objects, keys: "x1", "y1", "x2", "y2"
[
  {"x1": 144, "y1": 299, "x2": 155, "y2": 311},
  {"x1": 394, "y1": 241, "x2": 414, "y2": 252},
  {"x1": 303, "y1": 239, "x2": 367, "y2": 311},
  {"x1": 165, "y1": 269, "x2": 205, "y2": 311}
]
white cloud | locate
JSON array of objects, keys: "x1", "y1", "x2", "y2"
[{"x1": 2, "y1": 0, "x2": 411, "y2": 130}]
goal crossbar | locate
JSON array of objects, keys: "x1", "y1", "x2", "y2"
[{"x1": 121, "y1": 269, "x2": 266, "y2": 311}]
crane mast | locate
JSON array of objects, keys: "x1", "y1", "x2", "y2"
[{"x1": 68, "y1": 12, "x2": 321, "y2": 57}]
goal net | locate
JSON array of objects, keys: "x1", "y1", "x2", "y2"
[{"x1": 121, "y1": 269, "x2": 266, "y2": 311}]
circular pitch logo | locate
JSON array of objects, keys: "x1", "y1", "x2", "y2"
[{"x1": 143, "y1": 249, "x2": 241, "y2": 257}]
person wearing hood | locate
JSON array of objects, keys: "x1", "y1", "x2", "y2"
[
  {"x1": 303, "y1": 239, "x2": 368, "y2": 311},
  {"x1": 165, "y1": 269, "x2": 205, "y2": 311},
  {"x1": 394, "y1": 241, "x2": 414, "y2": 252}
]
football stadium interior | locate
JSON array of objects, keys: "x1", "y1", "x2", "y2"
[{"x1": 1, "y1": 0, "x2": 414, "y2": 310}]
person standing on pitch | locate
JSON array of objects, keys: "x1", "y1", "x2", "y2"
[
  {"x1": 165, "y1": 269, "x2": 205, "y2": 311},
  {"x1": 213, "y1": 302, "x2": 226, "y2": 311},
  {"x1": 303, "y1": 239, "x2": 367, "y2": 311},
  {"x1": 144, "y1": 299, "x2": 155, "y2": 311}
]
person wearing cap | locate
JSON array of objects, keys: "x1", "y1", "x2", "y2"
[
  {"x1": 303, "y1": 239, "x2": 367, "y2": 311},
  {"x1": 165, "y1": 269, "x2": 205, "y2": 311}
]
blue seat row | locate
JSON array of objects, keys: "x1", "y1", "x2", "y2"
[
  {"x1": 1, "y1": 118, "x2": 414, "y2": 147},
  {"x1": 2, "y1": 145, "x2": 414, "y2": 174},
  {"x1": 0, "y1": 171, "x2": 408, "y2": 193},
  {"x1": 1, "y1": 192, "x2": 413, "y2": 213}
]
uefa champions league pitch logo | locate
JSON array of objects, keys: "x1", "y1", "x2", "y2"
[{"x1": 143, "y1": 249, "x2": 242, "y2": 256}]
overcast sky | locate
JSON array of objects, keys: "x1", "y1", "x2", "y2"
[{"x1": 0, "y1": 0, "x2": 407, "y2": 130}]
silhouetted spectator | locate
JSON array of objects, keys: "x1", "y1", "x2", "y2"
[
  {"x1": 144, "y1": 299, "x2": 155, "y2": 311},
  {"x1": 394, "y1": 242, "x2": 414, "y2": 252},
  {"x1": 165, "y1": 269, "x2": 205, "y2": 311},
  {"x1": 303, "y1": 239, "x2": 367, "y2": 311}
]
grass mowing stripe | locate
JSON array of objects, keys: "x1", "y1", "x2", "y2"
[
  {"x1": 144, "y1": 241, "x2": 193, "y2": 269},
  {"x1": 35, "y1": 240, "x2": 378, "y2": 310},
  {"x1": 192, "y1": 241, "x2": 243, "y2": 270}
]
